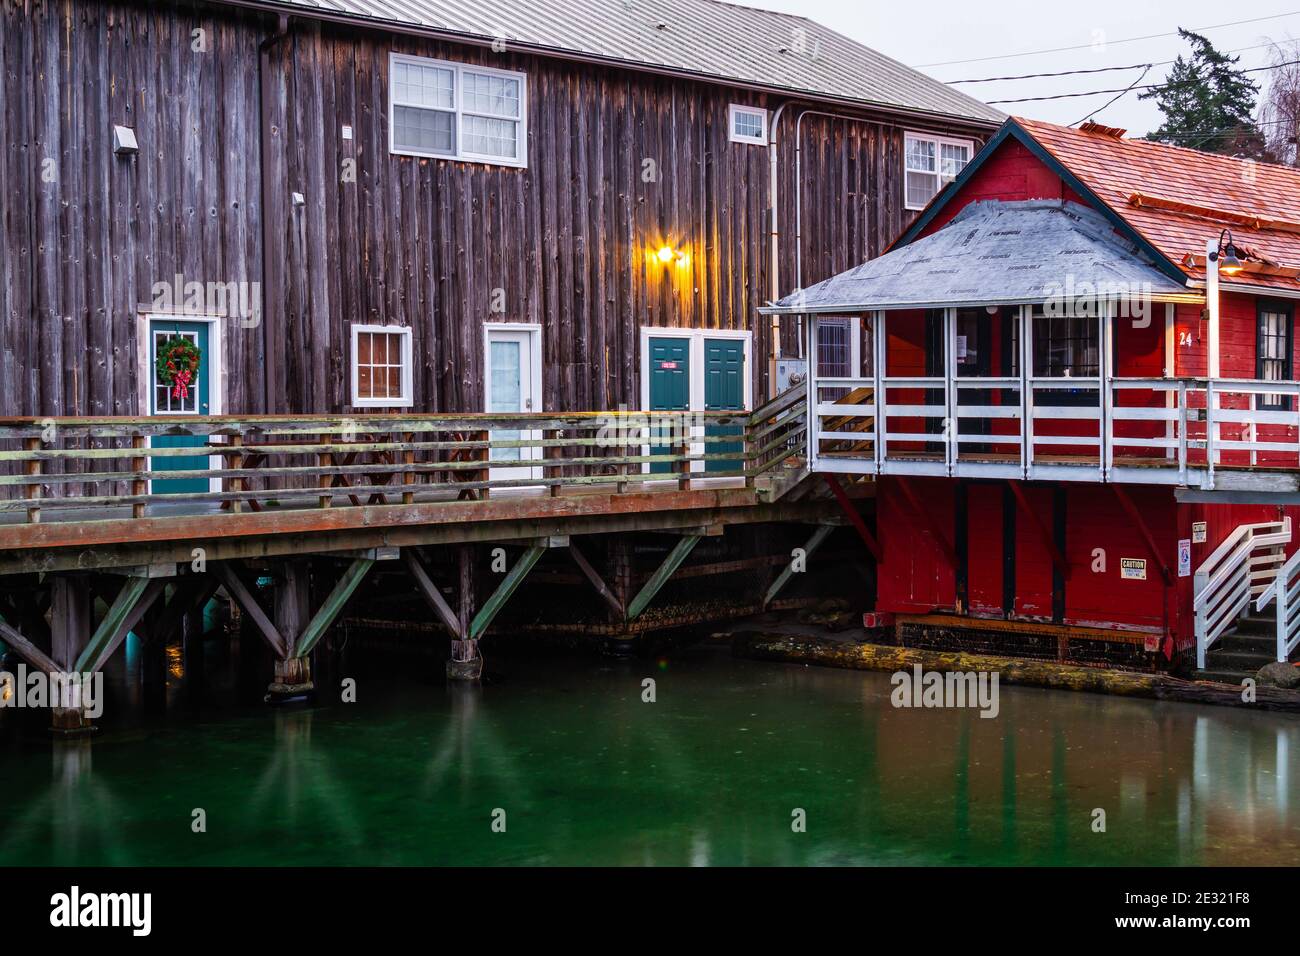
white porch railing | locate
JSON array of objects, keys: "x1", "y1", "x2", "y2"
[
  {"x1": 809, "y1": 373, "x2": 1300, "y2": 490},
  {"x1": 1193, "y1": 518, "x2": 1291, "y2": 669},
  {"x1": 1254, "y1": 546, "x2": 1300, "y2": 663}
]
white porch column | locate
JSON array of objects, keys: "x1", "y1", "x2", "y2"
[
  {"x1": 1021, "y1": 305, "x2": 1034, "y2": 479},
  {"x1": 1206, "y1": 237, "x2": 1221, "y2": 378},
  {"x1": 805, "y1": 312, "x2": 817, "y2": 472},
  {"x1": 872, "y1": 310, "x2": 885, "y2": 474},
  {"x1": 1099, "y1": 300, "x2": 1112, "y2": 481},
  {"x1": 944, "y1": 307, "x2": 957, "y2": 475}
]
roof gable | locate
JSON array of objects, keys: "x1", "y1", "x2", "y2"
[
  {"x1": 900, "y1": 117, "x2": 1300, "y2": 294},
  {"x1": 209, "y1": 0, "x2": 1003, "y2": 123}
]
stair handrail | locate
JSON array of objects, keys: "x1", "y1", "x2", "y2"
[
  {"x1": 1194, "y1": 517, "x2": 1290, "y2": 670},
  {"x1": 1256, "y1": 545, "x2": 1300, "y2": 663}
]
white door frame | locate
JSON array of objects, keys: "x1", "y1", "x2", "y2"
[
  {"x1": 138, "y1": 312, "x2": 225, "y2": 494},
  {"x1": 483, "y1": 322, "x2": 543, "y2": 483},
  {"x1": 639, "y1": 327, "x2": 753, "y2": 475}
]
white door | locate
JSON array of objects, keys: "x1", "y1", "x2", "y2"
[{"x1": 485, "y1": 326, "x2": 542, "y2": 484}]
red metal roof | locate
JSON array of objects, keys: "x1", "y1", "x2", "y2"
[{"x1": 1016, "y1": 116, "x2": 1300, "y2": 294}]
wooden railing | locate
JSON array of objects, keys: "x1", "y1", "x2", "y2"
[
  {"x1": 0, "y1": 405, "x2": 809, "y2": 525},
  {"x1": 810, "y1": 375, "x2": 1300, "y2": 488}
]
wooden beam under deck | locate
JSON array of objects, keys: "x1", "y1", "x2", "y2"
[{"x1": 0, "y1": 493, "x2": 839, "y2": 575}]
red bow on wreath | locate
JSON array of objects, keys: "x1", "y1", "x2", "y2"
[{"x1": 171, "y1": 368, "x2": 193, "y2": 400}]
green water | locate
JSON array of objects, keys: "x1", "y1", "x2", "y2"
[{"x1": 2, "y1": 647, "x2": 1298, "y2": 866}]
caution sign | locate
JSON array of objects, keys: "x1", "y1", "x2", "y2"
[
  {"x1": 1192, "y1": 521, "x2": 1207, "y2": 544},
  {"x1": 1121, "y1": 557, "x2": 1147, "y2": 581}
]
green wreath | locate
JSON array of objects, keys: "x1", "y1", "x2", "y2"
[{"x1": 155, "y1": 335, "x2": 202, "y2": 401}]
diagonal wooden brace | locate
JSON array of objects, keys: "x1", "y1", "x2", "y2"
[
  {"x1": 75, "y1": 576, "x2": 166, "y2": 674},
  {"x1": 1111, "y1": 485, "x2": 1174, "y2": 586},
  {"x1": 822, "y1": 475, "x2": 880, "y2": 561},
  {"x1": 213, "y1": 562, "x2": 288, "y2": 658},
  {"x1": 469, "y1": 546, "x2": 545, "y2": 641},
  {"x1": 0, "y1": 615, "x2": 59, "y2": 675},
  {"x1": 569, "y1": 542, "x2": 625, "y2": 618},
  {"x1": 294, "y1": 557, "x2": 376, "y2": 658},
  {"x1": 764, "y1": 523, "x2": 835, "y2": 608},
  {"x1": 626, "y1": 534, "x2": 701, "y2": 622},
  {"x1": 405, "y1": 548, "x2": 464, "y2": 639}
]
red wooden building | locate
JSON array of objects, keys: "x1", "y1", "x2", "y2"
[{"x1": 765, "y1": 117, "x2": 1300, "y2": 679}]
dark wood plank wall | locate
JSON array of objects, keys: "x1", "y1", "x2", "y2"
[{"x1": 0, "y1": 0, "x2": 992, "y2": 420}]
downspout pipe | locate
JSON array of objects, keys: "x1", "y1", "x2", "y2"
[
  {"x1": 258, "y1": 14, "x2": 291, "y2": 414},
  {"x1": 768, "y1": 101, "x2": 789, "y2": 399}
]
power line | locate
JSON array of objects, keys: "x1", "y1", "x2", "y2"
[
  {"x1": 917, "y1": 11, "x2": 1300, "y2": 68},
  {"x1": 946, "y1": 42, "x2": 1281, "y2": 85},
  {"x1": 1073, "y1": 66, "x2": 1153, "y2": 126},
  {"x1": 986, "y1": 57, "x2": 1300, "y2": 104}
]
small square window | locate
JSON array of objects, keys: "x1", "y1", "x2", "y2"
[
  {"x1": 729, "y1": 104, "x2": 767, "y2": 145},
  {"x1": 351, "y1": 324, "x2": 413, "y2": 407}
]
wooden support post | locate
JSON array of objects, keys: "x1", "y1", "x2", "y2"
[
  {"x1": 764, "y1": 524, "x2": 835, "y2": 608},
  {"x1": 318, "y1": 451, "x2": 333, "y2": 508},
  {"x1": 548, "y1": 429, "x2": 561, "y2": 498},
  {"x1": 404, "y1": 549, "x2": 463, "y2": 639},
  {"x1": 48, "y1": 575, "x2": 91, "y2": 733},
  {"x1": 402, "y1": 431, "x2": 416, "y2": 504},
  {"x1": 149, "y1": 576, "x2": 222, "y2": 649},
  {"x1": 229, "y1": 433, "x2": 244, "y2": 514},
  {"x1": 213, "y1": 562, "x2": 287, "y2": 658},
  {"x1": 75, "y1": 576, "x2": 165, "y2": 674},
  {"x1": 569, "y1": 541, "x2": 625, "y2": 618},
  {"x1": 468, "y1": 545, "x2": 545, "y2": 640},
  {"x1": 131, "y1": 434, "x2": 147, "y2": 519},
  {"x1": 458, "y1": 546, "x2": 475, "y2": 637},
  {"x1": 676, "y1": 435, "x2": 691, "y2": 491},
  {"x1": 477, "y1": 430, "x2": 491, "y2": 500},
  {"x1": 822, "y1": 474, "x2": 881, "y2": 561},
  {"x1": 626, "y1": 534, "x2": 701, "y2": 622},
  {"x1": 1007, "y1": 481, "x2": 1070, "y2": 581},
  {"x1": 24, "y1": 437, "x2": 41, "y2": 524},
  {"x1": 294, "y1": 557, "x2": 375, "y2": 658}
]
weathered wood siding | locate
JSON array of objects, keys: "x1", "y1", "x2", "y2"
[{"x1": 0, "y1": 0, "x2": 991, "y2": 418}]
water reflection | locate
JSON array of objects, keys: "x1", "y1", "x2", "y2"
[{"x1": 0, "y1": 653, "x2": 1297, "y2": 865}]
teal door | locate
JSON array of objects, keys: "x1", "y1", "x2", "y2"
[
  {"x1": 648, "y1": 337, "x2": 690, "y2": 474},
  {"x1": 704, "y1": 338, "x2": 745, "y2": 474},
  {"x1": 150, "y1": 320, "x2": 211, "y2": 495}
]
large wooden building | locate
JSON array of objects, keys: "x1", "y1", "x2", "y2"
[{"x1": 0, "y1": 0, "x2": 1000, "y2": 422}]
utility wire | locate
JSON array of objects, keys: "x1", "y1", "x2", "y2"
[
  {"x1": 987, "y1": 57, "x2": 1300, "y2": 104},
  {"x1": 918, "y1": 10, "x2": 1300, "y2": 68},
  {"x1": 1072, "y1": 65, "x2": 1153, "y2": 126},
  {"x1": 946, "y1": 42, "x2": 1280, "y2": 84}
]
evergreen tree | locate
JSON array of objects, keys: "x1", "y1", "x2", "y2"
[{"x1": 1140, "y1": 28, "x2": 1265, "y2": 156}]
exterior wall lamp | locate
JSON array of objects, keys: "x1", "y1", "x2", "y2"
[
  {"x1": 1209, "y1": 228, "x2": 1244, "y2": 277},
  {"x1": 655, "y1": 244, "x2": 689, "y2": 267},
  {"x1": 1203, "y1": 228, "x2": 1244, "y2": 379}
]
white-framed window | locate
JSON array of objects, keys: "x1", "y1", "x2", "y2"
[
  {"x1": 350, "y1": 324, "x2": 414, "y2": 407},
  {"x1": 904, "y1": 132, "x2": 973, "y2": 210},
  {"x1": 389, "y1": 52, "x2": 527, "y2": 167},
  {"x1": 728, "y1": 104, "x2": 767, "y2": 145}
]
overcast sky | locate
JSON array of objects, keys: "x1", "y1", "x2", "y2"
[{"x1": 744, "y1": 0, "x2": 1299, "y2": 135}]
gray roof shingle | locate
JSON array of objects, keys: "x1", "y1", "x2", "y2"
[
  {"x1": 762, "y1": 200, "x2": 1192, "y2": 313},
  {"x1": 220, "y1": 0, "x2": 1002, "y2": 123}
]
